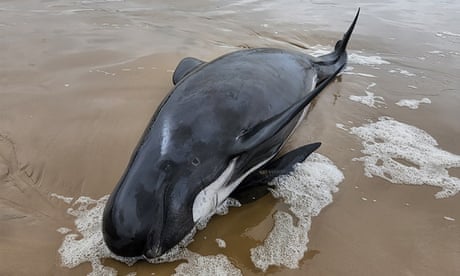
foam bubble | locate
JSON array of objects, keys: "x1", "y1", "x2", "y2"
[
  {"x1": 250, "y1": 211, "x2": 310, "y2": 271},
  {"x1": 335, "y1": 123, "x2": 348, "y2": 131},
  {"x1": 349, "y1": 92, "x2": 385, "y2": 108},
  {"x1": 216, "y1": 198, "x2": 241, "y2": 216},
  {"x1": 57, "y1": 195, "x2": 241, "y2": 274},
  {"x1": 395, "y1": 98, "x2": 431, "y2": 109},
  {"x1": 307, "y1": 46, "x2": 389, "y2": 66},
  {"x1": 342, "y1": 71, "x2": 376, "y2": 78},
  {"x1": 349, "y1": 82, "x2": 385, "y2": 108},
  {"x1": 348, "y1": 53, "x2": 390, "y2": 65},
  {"x1": 145, "y1": 230, "x2": 197, "y2": 264},
  {"x1": 196, "y1": 198, "x2": 241, "y2": 230},
  {"x1": 215, "y1": 238, "x2": 226, "y2": 248},
  {"x1": 305, "y1": 45, "x2": 330, "y2": 57},
  {"x1": 250, "y1": 153, "x2": 344, "y2": 271},
  {"x1": 173, "y1": 253, "x2": 241, "y2": 276},
  {"x1": 349, "y1": 117, "x2": 460, "y2": 198},
  {"x1": 389, "y1": 68, "x2": 416, "y2": 77},
  {"x1": 58, "y1": 195, "x2": 139, "y2": 275},
  {"x1": 57, "y1": 157, "x2": 344, "y2": 274},
  {"x1": 57, "y1": 227, "x2": 72, "y2": 234},
  {"x1": 146, "y1": 198, "x2": 237, "y2": 262},
  {"x1": 50, "y1": 193, "x2": 73, "y2": 204}
]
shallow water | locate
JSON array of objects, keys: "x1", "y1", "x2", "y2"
[{"x1": 1, "y1": 0, "x2": 459, "y2": 275}]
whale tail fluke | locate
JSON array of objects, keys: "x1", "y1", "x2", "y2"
[
  {"x1": 233, "y1": 10, "x2": 360, "y2": 154},
  {"x1": 335, "y1": 7, "x2": 360, "y2": 57},
  {"x1": 314, "y1": 8, "x2": 360, "y2": 82}
]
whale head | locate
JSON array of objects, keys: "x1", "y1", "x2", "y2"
[{"x1": 102, "y1": 130, "x2": 233, "y2": 258}]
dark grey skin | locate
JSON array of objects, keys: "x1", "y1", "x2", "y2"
[
  {"x1": 103, "y1": 9, "x2": 359, "y2": 258},
  {"x1": 230, "y1": 142, "x2": 322, "y2": 204}
]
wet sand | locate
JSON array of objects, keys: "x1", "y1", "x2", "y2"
[{"x1": 1, "y1": 0, "x2": 459, "y2": 275}]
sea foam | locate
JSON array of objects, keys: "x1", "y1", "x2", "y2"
[
  {"x1": 307, "y1": 46, "x2": 390, "y2": 66},
  {"x1": 57, "y1": 195, "x2": 241, "y2": 275},
  {"x1": 250, "y1": 153, "x2": 344, "y2": 271},
  {"x1": 395, "y1": 98, "x2": 431, "y2": 109},
  {"x1": 57, "y1": 156, "x2": 343, "y2": 274},
  {"x1": 350, "y1": 117, "x2": 460, "y2": 198},
  {"x1": 58, "y1": 195, "x2": 140, "y2": 275},
  {"x1": 348, "y1": 82, "x2": 385, "y2": 108},
  {"x1": 348, "y1": 53, "x2": 390, "y2": 65},
  {"x1": 173, "y1": 252, "x2": 241, "y2": 276},
  {"x1": 50, "y1": 193, "x2": 74, "y2": 204}
]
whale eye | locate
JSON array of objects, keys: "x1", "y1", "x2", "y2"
[{"x1": 191, "y1": 157, "x2": 200, "y2": 166}]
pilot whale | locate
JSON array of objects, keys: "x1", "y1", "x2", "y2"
[{"x1": 103, "y1": 9, "x2": 360, "y2": 258}]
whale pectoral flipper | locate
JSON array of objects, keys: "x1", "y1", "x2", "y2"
[
  {"x1": 232, "y1": 9, "x2": 360, "y2": 156},
  {"x1": 233, "y1": 63, "x2": 343, "y2": 156},
  {"x1": 230, "y1": 142, "x2": 321, "y2": 204},
  {"x1": 172, "y1": 57, "x2": 206, "y2": 85}
]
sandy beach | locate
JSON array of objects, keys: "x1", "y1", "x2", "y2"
[{"x1": 0, "y1": 0, "x2": 459, "y2": 275}]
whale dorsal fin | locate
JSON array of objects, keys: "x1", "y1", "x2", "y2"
[
  {"x1": 173, "y1": 57, "x2": 205, "y2": 85},
  {"x1": 232, "y1": 64, "x2": 343, "y2": 155},
  {"x1": 230, "y1": 143, "x2": 321, "y2": 204}
]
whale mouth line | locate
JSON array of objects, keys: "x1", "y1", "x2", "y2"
[
  {"x1": 143, "y1": 246, "x2": 162, "y2": 259},
  {"x1": 191, "y1": 157, "x2": 238, "y2": 223}
]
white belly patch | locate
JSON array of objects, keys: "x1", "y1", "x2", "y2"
[
  {"x1": 192, "y1": 76, "x2": 317, "y2": 223},
  {"x1": 192, "y1": 154, "x2": 275, "y2": 223}
]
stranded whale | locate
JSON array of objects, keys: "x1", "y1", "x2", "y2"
[{"x1": 103, "y1": 9, "x2": 360, "y2": 258}]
